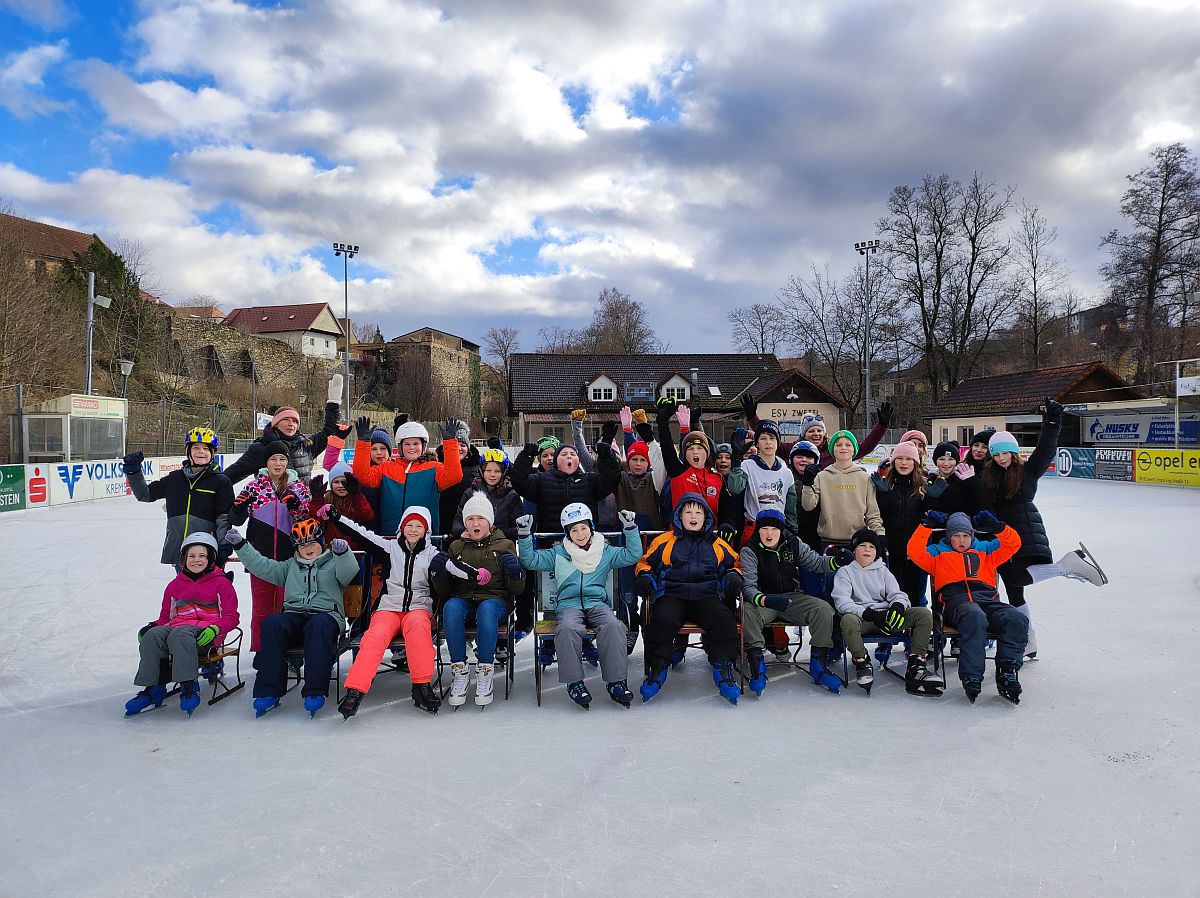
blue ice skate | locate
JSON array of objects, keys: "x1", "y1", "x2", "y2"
[
  {"x1": 124, "y1": 684, "x2": 168, "y2": 717},
  {"x1": 640, "y1": 666, "x2": 668, "y2": 703},
  {"x1": 711, "y1": 660, "x2": 740, "y2": 705},
  {"x1": 304, "y1": 695, "x2": 326, "y2": 718},
  {"x1": 253, "y1": 696, "x2": 281, "y2": 718},
  {"x1": 179, "y1": 681, "x2": 201, "y2": 717}
]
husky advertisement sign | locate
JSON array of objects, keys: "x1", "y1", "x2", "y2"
[{"x1": 1083, "y1": 414, "x2": 1200, "y2": 447}]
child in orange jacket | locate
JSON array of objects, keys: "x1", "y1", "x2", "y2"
[{"x1": 907, "y1": 510, "x2": 1027, "y2": 705}]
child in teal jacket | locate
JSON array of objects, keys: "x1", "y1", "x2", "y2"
[{"x1": 516, "y1": 503, "x2": 642, "y2": 709}]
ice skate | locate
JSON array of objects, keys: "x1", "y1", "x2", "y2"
[
  {"x1": 606, "y1": 680, "x2": 633, "y2": 708},
  {"x1": 475, "y1": 662, "x2": 494, "y2": 707},
  {"x1": 124, "y1": 684, "x2": 167, "y2": 717},
  {"x1": 996, "y1": 664, "x2": 1022, "y2": 705},
  {"x1": 179, "y1": 680, "x2": 201, "y2": 717},
  {"x1": 746, "y1": 648, "x2": 768, "y2": 697},
  {"x1": 711, "y1": 660, "x2": 740, "y2": 705},
  {"x1": 411, "y1": 682, "x2": 440, "y2": 714},
  {"x1": 566, "y1": 680, "x2": 592, "y2": 709},
  {"x1": 253, "y1": 696, "x2": 280, "y2": 718},
  {"x1": 304, "y1": 695, "x2": 325, "y2": 718},
  {"x1": 640, "y1": 666, "x2": 668, "y2": 703},
  {"x1": 338, "y1": 688, "x2": 364, "y2": 719},
  {"x1": 1056, "y1": 543, "x2": 1108, "y2": 586},
  {"x1": 904, "y1": 655, "x2": 944, "y2": 696},
  {"x1": 447, "y1": 662, "x2": 470, "y2": 708},
  {"x1": 852, "y1": 655, "x2": 874, "y2": 695},
  {"x1": 962, "y1": 677, "x2": 982, "y2": 704}
]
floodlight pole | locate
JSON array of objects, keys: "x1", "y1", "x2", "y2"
[
  {"x1": 1157, "y1": 356, "x2": 1200, "y2": 450},
  {"x1": 854, "y1": 240, "x2": 880, "y2": 430},
  {"x1": 333, "y1": 241, "x2": 359, "y2": 414}
]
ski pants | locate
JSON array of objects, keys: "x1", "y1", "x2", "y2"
[
  {"x1": 442, "y1": 597, "x2": 507, "y2": 664},
  {"x1": 345, "y1": 609, "x2": 435, "y2": 693},
  {"x1": 644, "y1": 594, "x2": 739, "y2": 668},
  {"x1": 135, "y1": 625, "x2": 206, "y2": 686},
  {"x1": 249, "y1": 575, "x2": 286, "y2": 652},
  {"x1": 943, "y1": 599, "x2": 1028, "y2": 683},
  {"x1": 742, "y1": 593, "x2": 833, "y2": 652},
  {"x1": 253, "y1": 611, "x2": 340, "y2": 699},
  {"x1": 555, "y1": 604, "x2": 628, "y2": 684},
  {"x1": 841, "y1": 606, "x2": 933, "y2": 660}
]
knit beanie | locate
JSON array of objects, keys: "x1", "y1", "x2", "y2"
[
  {"x1": 271, "y1": 407, "x2": 300, "y2": 429},
  {"x1": 536, "y1": 435, "x2": 561, "y2": 452},
  {"x1": 680, "y1": 430, "x2": 712, "y2": 461},
  {"x1": 328, "y1": 461, "x2": 352, "y2": 482},
  {"x1": 970, "y1": 428, "x2": 996, "y2": 448},
  {"x1": 754, "y1": 420, "x2": 782, "y2": 444},
  {"x1": 399, "y1": 506, "x2": 431, "y2": 535},
  {"x1": 931, "y1": 441, "x2": 960, "y2": 463},
  {"x1": 799, "y1": 414, "x2": 826, "y2": 435},
  {"x1": 627, "y1": 441, "x2": 651, "y2": 464},
  {"x1": 454, "y1": 421, "x2": 471, "y2": 444},
  {"x1": 754, "y1": 508, "x2": 787, "y2": 530},
  {"x1": 369, "y1": 428, "x2": 394, "y2": 451},
  {"x1": 461, "y1": 492, "x2": 495, "y2": 526},
  {"x1": 989, "y1": 430, "x2": 1021, "y2": 456},
  {"x1": 945, "y1": 512, "x2": 974, "y2": 538},
  {"x1": 850, "y1": 528, "x2": 886, "y2": 556},
  {"x1": 829, "y1": 429, "x2": 859, "y2": 455},
  {"x1": 889, "y1": 441, "x2": 921, "y2": 463},
  {"x1": 899, "y1": 429, "x2": 928, "y2": 448},
  {"x1": 790, "y1": 440, "x2": 821, "y2": 463},
  {"x1": 263, "y1": 439, "x2": 289, "y2": 462}
]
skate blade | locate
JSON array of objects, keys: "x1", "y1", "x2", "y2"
[{"x1": 1077, "y1": 542, "x2": 1109, "y2": 585}]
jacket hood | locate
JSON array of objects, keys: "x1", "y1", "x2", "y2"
[{"x1": 672, "y1": 491, "x2": 714, "y2": 535}]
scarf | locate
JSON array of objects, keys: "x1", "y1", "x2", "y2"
[{"x1": 562, "y1": 532, "x2": 607, "y2": 574}]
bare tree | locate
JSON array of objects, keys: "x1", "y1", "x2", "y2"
[
  {"x1": 483, "y1": 325, "x2": 520, "y2": 408},
  {"x1": 727, "y1": 302, "x2": 784, "y2": 354},
  {"x1": 536, "y1": 287, "x2": 665, "y2": 354},
  {"x1": 1012, "y1": 202, "x2": 1068, "y2": 368}
]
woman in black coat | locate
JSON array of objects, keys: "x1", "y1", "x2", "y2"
[{"x1": 872, "y1": 441, "x2": 934, "y2": 607}]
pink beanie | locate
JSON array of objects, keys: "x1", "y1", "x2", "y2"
[
  {"x1": 899, "y1": 429, "x2": 928, "y2": 449},
  {"x1": 889, "y1": 440, "x2": 921, "y2": 463},
  {"x1": 271, "y1": 407, "x2": 300, "y2": 428}
]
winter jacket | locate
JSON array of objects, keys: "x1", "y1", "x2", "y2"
[
  {"x1": 906, "y1": 523, "x2": 1022, "y2": 610},
  {"x1": 446, "y1": 529, "x2": 525, "y2": 607},
  {"x1": 338, "y1": 516, "x2": 474, "y2": 615},
  {"x1": 733, "y1": 454, "x2": 798, "y2": 529},
  {"x1": 982, "y1": 416, "x2": 1061, "y2": 564},
  {"x1": 452, "y1": 477, "x2": 525, "y2": 542},
  {"x1": 802, "y1": 461, "x2": 884, "y2": 544},
  {"x1": 518, "y1": 522, "x2": 643, "y2": 612},
  {"x1": 351, "y1": 437, "x2": 463, "y2": 536},
  {"x1": 236, "y1": 538, "x2": 360, "y2": 627},
  {"x1": 229, "y1": 470, "x2": 310, "y2": 563},
  {"x1": 616, "y1": 469, "x2": 662, "y2": 531},
  {"x1": 660, "y1": 468, "x2": 740, "y2": 534},
  {"x1": 786, "y1": 461, "x2": 823, "y2": 550},
  {"x1": 830, "y1": 559, "x2": 910, "y2": 617},
  {"x1": 925, "y1": 471, "x2": 988, "y2": 517},
  {"x1": 635, "y1": 493, "x2": 743, "y2": 604},
  {"x1": 127, "y1": 461, "x2": 234, "y2": 565},
  {"x1": 510, "y1": 444, "x2": 620, "y2": 531},
  {"x1": 222, "y1": 401, "x2": 340, "y2": 486},
  {"x1": 738, "y1": 529, "x2": 831, "y2": 602},
  {"x1": 872, "y1": 471, "x2": 931, "y2": 567},
  {"x1": 310, "y1": 490, "x2": 375, "y2": 552},
  {"x1": 438, "y1": 444, "x2": 481, "y2": 537},
  {"x1": 152, "y1": 568, "x2": 239, "y2": 642}
]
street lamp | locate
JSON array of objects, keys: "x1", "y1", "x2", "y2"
[
  {"x1": 85, "y1": 271, "x2": 113, "y2": 396},
  {"x1": 854, "y1": 239, "x2": 880, "y2": 429},
  {"x1": 117, "y1": 358, "x2": 135, "y2": 398},
  {"x1": 332, "y1": 241, "x2": 359, "y2": 414}
]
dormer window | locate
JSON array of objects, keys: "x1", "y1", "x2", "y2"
[
  {"x1": 663, "y1": 386, "x2": 687, "y2": 401},
  {"x1": 624, "y1": 381, "x2": 655, "y2": 402},
  {"x1": 590, "y1": 385, "x2": 615, "y2": 402},
  {"x1": 659, "y1": 373, "x2": 690, "y2": 402},
  {"x1": 587, "y1": 373, "x2": 618, "y2": 402}
]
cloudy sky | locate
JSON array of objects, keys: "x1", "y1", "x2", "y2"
[{"x1": 1, "y1": 0, "x2": 1198, "y2": 353}]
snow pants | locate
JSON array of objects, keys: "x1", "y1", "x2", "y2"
[
  {"x1": 253, "y1": 611, "x2": 340, "y2": 699},
  {"x1": 135, "y1": 625, "x2": 205, "y2": 686},
  {"x1": 555, "y1": 605, "x2": 628, "y2": 684},
  {"x1": 644, "y1": 595, "x2": 739, "y2": 668},
  {"x1": 943, "y1": 599, "x2": 1028, "y2": 683},
  {"x1": 443, "y1": 597, "x2": 507, "y2": 664},
  {"x1": 742, "y1": 593, "x2": 833, "y2": 652},
  {"x1": 249, "y1": 575, "x2": 286, "y2": 652},
  {"x1": 841, "y1": 606, "x2": 933, "y2": 660},
  {"x1": 345, "y1": 609, "x2": 435, "y2": 693}
]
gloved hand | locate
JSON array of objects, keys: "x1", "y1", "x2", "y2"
[
  {"x1": 486, "y1": 436, "x2": 502, "y2": 450},
  {"x1": 316, "y1": 504, "x2": 340, "y2": 522},
  {"x1": 924, "y1": 478, "x2": 949, "y2": 498},
  {"x1": 330, "y1": 538, "x2": 350, "y2": 555},
  {"x1": 498, "y1": 552, "x2": 522, "y2": 580},
  {"x1": 600, "y1": 420, "x2": 619, "y2": 445},
  {"x1": 516, "y1": 514, "x2": 534, "y2": 538},
  {"x1": 522, "y1": 443, "x2": 538, "y2": 458},
  {"x1": 717, "y1": 524, "x2": 738, "y2": 546},
  {"x1": 475, "y1": 567, "x2": 493, "y2": 586},
  {"x1": 196, "y1": 625, "x2": 219, "y2": 647},
  {"x1": 876, "y1": 401, "x2": 894, "y2": 428},
  {"x1": 921, "y1": 510, "x2": 947, "y2": 529},
  {"x1": 954, "y1": 462, "x2": 975, "y2": 480},
  {"x1": 752, "y1": 593, "x2": 790, "y2": 612},
  {"x1": 355, "y1": 415, "x2": 373, "y2": 440},
  {"x1": 570, "y1": 408, "x2": 587, "y2": 421},
  {"x1": 862, "y1": 607, "x2": 888, "y2": 630},
  {"x1": 1043, "y1": 397, "x2": 1063, "y2": 421},
  {"x1": 594, "y1": 440, "x2": 612, "y2": 458},
  {"x1": 634, "y1": 574, "x2": 656, "y2": 599},
  {"x1": 618, "y1": 509, "x2": 637, "y2": 528},
  {"x1": 309, "y1": 475, "x2": 326, "y2": 504},
  {"x1": 740, "y1": 392, "x2": 756, "y2": 421},
  {"x1": 137, "y1": 622, "x2": 155, "y2": 643},
  {"x1": 619, "y1": 406, "x2": 633, "y2": 430},
  {"x1": 972, "y1": 510, "x2": 1002, "y2": 532},
  {"x1": 870, "y1": 472, "x2": 889, "y2": 492},
  {"x1": 393, "y1": 413, "x2": 408, "y2": 430},
  {"x1": 224, "y1": 529, "x2": 246, "y2": 547},
  {"x1": 885, "y1": 602, "x2": 907, "y2": 632},
  {"x1": 333, "y1": 422, "x2": 353, "y2": 440},
  {"x1": 281, "y1": 492, "x2": 301, "y2": 512},
  {"x1": 732, "y1": 426, "x2": 748, "y2": 445},
  {"x1": 655, "y1": 395, "x2": 678, "y2": 417},
  {"x1": 233, "y1": 492, "x2": 250, "y2": 506},
  {"x1": 327, "y1": 373, "x2": 343, "y2": 405},
  {"x1": 635, "y1": 422, "x2": 655, "y2": 443},
  {"x1": 122, "y1": 450, "x2": 144, "y2": 475},
  {"x1": 799, "y1": 465, "x2": 819, "y2": 487},
  {"x1": 341, "y1": 472, "x2": 360, "y2": 495},
  {"x1": 825, "y1": 545, "x2": 854, "y2": 569},
  {"x1": 442, "y1": 418, "x2": 462, "y2": 441},
  {"x1": 676, "y1": 404, "x2": 691, "y2": 431}
]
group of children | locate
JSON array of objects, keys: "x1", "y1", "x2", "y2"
[{"x1": 120, "y1": 378, "x2": 1107, "y2": 719}]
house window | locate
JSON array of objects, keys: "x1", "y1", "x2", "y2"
[
  {"x1": 308, "y1": 337, "x2": 314, "y2": 346},
  {"x1": 590, "y1": 386, "x2": 615, "y2": 402},
  {"x1": 542, "y1": 426, "x2": 565, "y2": 441},
  {"x1": 941, "y1": 427, "x2": 949, "y2": 442},
  {"x1": 325, "y1": 339, "x2": 331, "y2": 349},
  {"x1": 663, "y1": 386, "x2": 687, "y2": 401},
  {"x1": 624, "y1": 381, "x2": 655, "y2": 402},
  {"x1": 959, "y1": 427, "x2": 974, "y2": 446}
]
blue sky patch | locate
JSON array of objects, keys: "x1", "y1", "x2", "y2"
[{"x1": 561, "y1": 85, "x2": 589, "y2": 125}]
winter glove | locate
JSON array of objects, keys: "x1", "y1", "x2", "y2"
[
  {"x1": 954, "y1": 462, "x2": 975, "y2": 480},
  {"x1": 516, "y1": 514, "x2": 534, "y2": 538},
  {"x1": 635, "y1": 422, "x2": 655, "y2": 443},
  {"x1": 342, "y1": 472, "x2": 359, "y2": 494},
  {"x1": 330, "y1": 538, "x2": 350, "y2": 555},
  {"x1": 1043, "y1": 397, "x2": 1063, "y2": 422},
  {"x1": 196, "y1": 625, "x2": 219, "y2": 648},
  {"x1": 333, "y1": 422, "x2": 353, "y2": 440},
  {"x1": 309, "y1": 475, "x2": 326, "y2": 505},
  {"x1": 921, "y1": 510, "x2": 947, "y2": 529},
  {"x1": 618, "y1": 509, "x2": 637, "y2": 529},
  {"x1": 870, "y1": 472, "x2": 889, "y2": 492},
  {"x1": 498, "y1": 552, "x2": 522, "y2": 580},
  {"x1": 717, "y1": 524, "x2": 738, "y2": 546},
  {"x1": 122, "y1": 450, "x2": 144, "y2": 475},
  {"x1": 327, "y1": 373, "x2": 343, "y2": 405},
  {"x1": 885, "y1": 603, "x2": 907, "y2": 632},
  {"x1": 732, "y1": 426, "x2": 749, "y2": 446},
  {"x1": 655, "y1": 395, "x2": 678, "y2": 418},
  {"x1": 676, "y1": 404, "x2": 691, "y2": 431},
  {"x1": 570, "y1": 408, "x2": 587, "y2": 421},
  {"x1": 224, "y1": 529, "x2": 246, "y2": 548},
  {"x1": 619, "y1": 406, "x2": 633, "y2": 430},
  {"x1": 486, "y1": 436, "x2": 501, "y2": 450},
  {"x1": 233, "y1": 492, "x2": 250, "y2": 506},
  {"x1": 317, "y1": 504, "x2": 340, "y2": 522},
  {"x1": 972, "y1": 510, "x2": 1002, "y2": 532},
  {"x1": 354, "y1": 415, "x2": 373, "y2": 440},
  {"x1": 442, "y1": 418, "x2": 463, "y2": 441},
  {"x1": 924, "y1": 477, "x2": 949, "y2": 499},
  {"x1": 752, "y1": 593, "x2": 791, "y2": 612},
  {"x1": 862, "y1": 607, "x2": 888, "y2": 630},
  {"x1": 740, "y1": 392, "x2": 757, "y2": 421},
  {"x1": 799, "y1": 465, "x2": 819, "y2": 487},
  {"x1": 634, "y1": 574, "x2": 656, "y2": 599},
  {"x1": 281, "y1": 492, "x2": 301, "y2": 512},
  {"x1": 475, "y1": 567, "x2": 493, "y2": 586},
  {"x1": 876, "y1": 401, "x2": 893, "y2": 428},
  {"x1": 522, "y1": 443, "x2": 538, "y2": 458},
  {"x1": 825, "y1": 545, "x2": 854, "y2": 570},
  {"x1": 137, "y1": 622, "x2": 155, "y2": 643},
  {"x1": 600, "y1": 420, "x2": 618, "y2": 445},
  {"x1": 631, "y1": 408, "x2": 649, "y2": 426}
]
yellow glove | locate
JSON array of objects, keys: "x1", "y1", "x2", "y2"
[
  {"x1": 631, "y1": 408, "x2": 648, "y2": 425},
  {"x1": 570, "y1": 408, "x2": 587, "y2": 421}
]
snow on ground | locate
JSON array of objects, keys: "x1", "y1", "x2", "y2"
[{"x1": 0, "y1": 478, "x2": 1197, "y2": 898}]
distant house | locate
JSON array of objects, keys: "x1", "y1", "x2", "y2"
[
  {"x1": 0, "y1": 211, "x2": 99, "y2": 284},
  {"x1": 173, "y1": 304, "x2": 225, "y2": 321},
  {"x1": 223, "y1": 302, "x2": 345, "y2": 360},
  {"x1": 381, "y1": 327, "x2": 482, "y2": 422}
]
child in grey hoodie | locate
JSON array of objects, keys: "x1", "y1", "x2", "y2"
[{"x1": 831, "y1": 529, "x2": 942, "y2": 696}]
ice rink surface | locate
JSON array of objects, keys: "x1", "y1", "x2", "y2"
[{"x1": 0, "y1": 477, "x2": 1197, "y2": 897}]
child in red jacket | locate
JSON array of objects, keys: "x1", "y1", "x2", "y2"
[{"x1": 124, "y1": 533, "x2": 239, "y2": 718}]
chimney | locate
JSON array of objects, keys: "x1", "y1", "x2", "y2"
[{"x1": 689, "y1": 367, "x2": 700, "y2": 394}]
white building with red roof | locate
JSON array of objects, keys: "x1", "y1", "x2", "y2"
[{"x1": 222, "y1": 302, "x2": 346, "y2": 360}]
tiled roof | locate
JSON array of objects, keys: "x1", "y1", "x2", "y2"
[
  {"x1": 0, "y1": 211, "x2": 100, "y2": 261},
  {"x1": 509, "y1": 353, "x2": 783, "y2": 412},
  {"x1": 928, "y1": 363, "x2": 1142, "y2": 418},
  {"x1": 224, "y1": 302, "x2": 342, "y2": 336},
  {"x1": 173, "y1": 304, "x2": 224, "y2": 319},
  {"x1": 752, "y1": 366, "x2": 847, "y2": 407}
]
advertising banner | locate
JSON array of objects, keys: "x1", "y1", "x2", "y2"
[
  {"x1": 1134, "y1": 450, "x2": 1200, "y2": 488},
  {"x1": 1083, "y1": 413, "x2": 1200, "y2": 446},
  {"x1": 1055, "y1": 448, "x2": 1094, "y2": 479},
  {"x1": 1057, "y1": 447, "x2": 1134, "y2": 481},
  {"x1": 0, "y1": 464, "x2": 27, "y2": 512},
  {"x1": 24, "y1": 464, "x2": 50, "y2": 508}
]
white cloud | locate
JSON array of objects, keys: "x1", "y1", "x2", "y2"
[
  {"x1": 0, "y1": 0, "x2": 69, "y2": 28},
  {"x1": 0, "y1": 40, "x2": 69, "y2": 116}
]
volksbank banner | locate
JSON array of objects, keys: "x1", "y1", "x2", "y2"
[{"x1": 1083, "y1": 413, "x2": 1200, "y2": 446}]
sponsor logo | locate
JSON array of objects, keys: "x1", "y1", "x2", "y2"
[
  {"x1": 71, "y1": 397, "x2": 100, "y2": 411},
  {"x1": 28, "y1": 467, "x2": 47, "y2": 503},
  {"x1": 57, "y1": 464, "x2": 84, "y2": 498},
  {"x1": 1055, "y1": 449, "x2": 1073, "y2": 477}
]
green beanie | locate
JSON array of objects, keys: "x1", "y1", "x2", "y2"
[{"x1": 829, "y1": 429, "x2": 859, "y2": 455}]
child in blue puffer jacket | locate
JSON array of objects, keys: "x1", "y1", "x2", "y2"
[{"x1": 517, "y1": 503, "x2": 642, "y2": 709}]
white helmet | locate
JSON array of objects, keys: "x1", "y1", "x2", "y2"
[
  {"x1": 560, "y1": 502, "x2": 593, "y2": 532},
  {"x1": 395, "y1": 421, "x2": 430, "y2": 447}
]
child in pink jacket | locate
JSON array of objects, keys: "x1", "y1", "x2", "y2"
[{"x1": 124, "y1": 532, "x2": 240, "y2": 717}]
